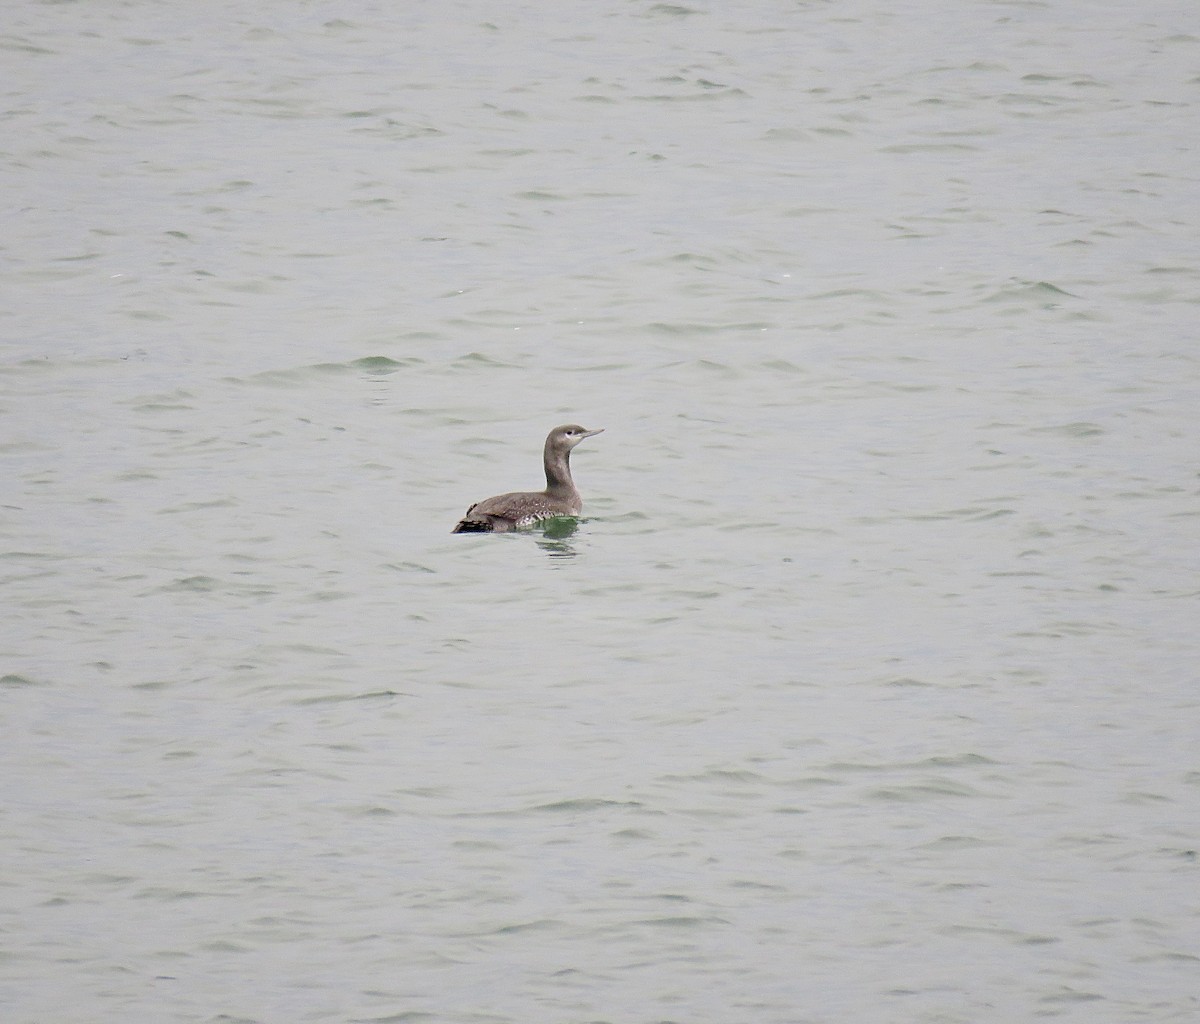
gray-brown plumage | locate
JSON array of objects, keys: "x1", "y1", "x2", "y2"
[{"x1": 452, "y1": 424, "x2": 603, "y2": 533}]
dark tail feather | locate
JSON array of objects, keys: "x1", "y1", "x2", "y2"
[{"x1": 452, "y1": 518, "x2": 494, "y2": 533}]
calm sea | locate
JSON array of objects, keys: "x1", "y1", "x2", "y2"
[{"x1": 3, "y1": 1, "x2": 1198, "y2": 1022}]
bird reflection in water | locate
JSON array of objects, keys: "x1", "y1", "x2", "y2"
[{"x1": 536, "y1": 515, "x2": 580, "y2": 557}]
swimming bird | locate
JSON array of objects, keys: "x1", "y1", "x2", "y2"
[{"x1": 452, "y1": 424, "x2": 603, "y2": 533}]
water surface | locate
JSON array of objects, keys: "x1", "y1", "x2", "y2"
[{"x1": 3, "y1": 2, "x2": 1198, "y2": 1022}]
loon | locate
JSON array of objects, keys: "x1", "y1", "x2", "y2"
[{"x1": 452, "y1": 424, "x2": 603, "y2": 533}]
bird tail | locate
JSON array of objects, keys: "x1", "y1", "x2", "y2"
[{"x1": 452, "y1": 518, "x2": 494, "y2": 533}]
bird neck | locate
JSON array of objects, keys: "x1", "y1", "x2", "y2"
[{"x1": 543, "y1": 443, "x2": 577, "y2": 497}]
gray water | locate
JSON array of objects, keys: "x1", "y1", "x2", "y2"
[{"x1": 3, "y1": 1, "x2": 1198, "y2": 1022}]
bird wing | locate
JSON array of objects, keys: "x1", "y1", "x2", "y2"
[{"x1": 454, "y1": 490, "x2": 568, "y2": 532}]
